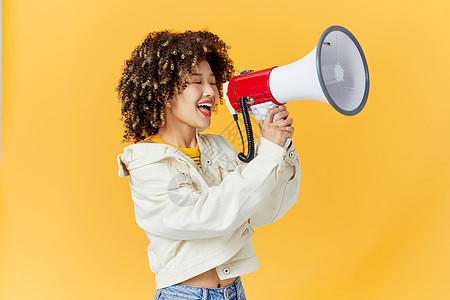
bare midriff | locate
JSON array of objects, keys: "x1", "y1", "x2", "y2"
[{"x1": 179, "y1": 268, "x2": 237, "y2": 288}]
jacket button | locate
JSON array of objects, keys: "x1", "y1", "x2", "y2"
[
  {"x1": 241, "y1": 228, "x2": 249, "y2": 236},
  {"x1": 223, "y1": 268, "x2": 230, "y2": 274},
  {"x1": 289, "y1": 151, "x2": 294, "y2": 158},
  {"x1": 206, "y1": 159, "x2": 211, "y2": 164}
]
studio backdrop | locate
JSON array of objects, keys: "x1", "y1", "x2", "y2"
[{"x1": 1, "y1": 0, "x2": 450, "y2": 299}]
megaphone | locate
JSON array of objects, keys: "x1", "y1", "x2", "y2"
[{"x1": 223, "y1": 25, "x2": 369, "y2": 162}]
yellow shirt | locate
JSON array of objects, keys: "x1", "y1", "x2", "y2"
[{"x1": 145, "y1": 135, "x2": 202, "y2": 169}]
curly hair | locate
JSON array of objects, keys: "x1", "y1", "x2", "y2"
[{"x1": 116, "y1": 30, "x2": 234, "y2": 144}]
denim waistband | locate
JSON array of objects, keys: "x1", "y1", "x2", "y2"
[{"x1": 154, "y1": 276, "x2": 246, "y2": 300}]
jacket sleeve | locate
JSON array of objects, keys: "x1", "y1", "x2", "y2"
[
  {"x1": 248, "y1": 140, "x2": 301, "y2": 227},
  {"x1": 119, "y1": 137, "x2": 293, "y2": 241}
]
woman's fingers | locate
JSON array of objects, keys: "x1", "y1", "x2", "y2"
[
  {"x1": 273, "y1": 110, "x2": 289, "y2": 122},
  {"x1": 284, "y1": 126, "x2": 294, "y2": 133},
  {"x1": 260, "y1": 105, "x2": 295, "y2": 147},
  {"x1": 264, "y1": 106, "x2": 281, "y2": 124},
  {"x1": 264, "y1": 105, "x2": 289, "y2": 123},
  {"x1": 277, "y1": 117, "x2": 293, "y2": 127}
]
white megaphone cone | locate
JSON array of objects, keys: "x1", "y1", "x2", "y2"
[
  {"x1": 224, "y1": 25, "x2": 370, "y2": 162},
  {"x1": 268, "y1": 25, "x2": 369, "y2": 116}
]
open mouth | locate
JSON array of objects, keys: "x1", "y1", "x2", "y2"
[{"x1": 197, "y1": 102, "x2": 213, "y2": 116}]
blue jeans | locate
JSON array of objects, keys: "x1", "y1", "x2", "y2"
[{"x1": 154, "y1": 276, "x2": 247, "y2": 300}]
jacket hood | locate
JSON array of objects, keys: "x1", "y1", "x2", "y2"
[
  {"x1": 117, "y1": 143, "x2": 182, "y2": 177},
  {"x1": 117, "y1": 132, "x2": 209, "y2": 177}
]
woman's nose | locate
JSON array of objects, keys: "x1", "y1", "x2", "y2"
[{"x1": 202, "y1": 83, "x2": 215, "y2": 97}]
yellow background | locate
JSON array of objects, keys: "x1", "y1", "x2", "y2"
[{"x1": 2, "y1": 0, "x2": 450, "y2": 299}]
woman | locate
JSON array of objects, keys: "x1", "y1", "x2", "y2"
[{"x1": 117, "y1": 30, "x2": 300, "y2": 300}]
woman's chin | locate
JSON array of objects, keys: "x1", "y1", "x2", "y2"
[
  {"x1": 196, "y1": 125, "x2": 210, "y2": 132},
  {"x1": 196, "y1": 121, "x2": 212, "y2": 132}
]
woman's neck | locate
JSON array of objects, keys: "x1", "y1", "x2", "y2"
[{"x1": 155, "y1": 124, "x2": 198, "y2": 148}]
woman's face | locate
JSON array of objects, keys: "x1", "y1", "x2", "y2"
[{"x1": 165, "y1": 60, "x2": 219, "y2": 131}]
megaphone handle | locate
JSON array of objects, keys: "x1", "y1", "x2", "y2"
[{"x1": 237, "y1": 97, "x2": 255, "y2": 163}]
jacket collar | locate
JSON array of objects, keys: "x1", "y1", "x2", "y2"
[{"x1": 119, "y1": 132, "x2": 212, "y2": 175}]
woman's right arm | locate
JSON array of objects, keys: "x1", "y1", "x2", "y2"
[{"x1": 119, "y1": 136, "x2": 290, "y2": 241}]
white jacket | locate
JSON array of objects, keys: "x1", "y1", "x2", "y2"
[{"x1": 117, "y1": 132, "x2": 301, "y2": 289}]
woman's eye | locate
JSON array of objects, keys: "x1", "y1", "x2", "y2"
[{"x1": 186, "y1": 79, "x2": 216, "y2": 85}]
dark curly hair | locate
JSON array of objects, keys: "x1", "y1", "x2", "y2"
[{"x1": 116, "y1": 30, "x2": 234, "y2": 144}]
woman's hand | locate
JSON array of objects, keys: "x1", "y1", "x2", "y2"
[{"x1": 258, "y1": 105, "x2": 294, "y2": 148}]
